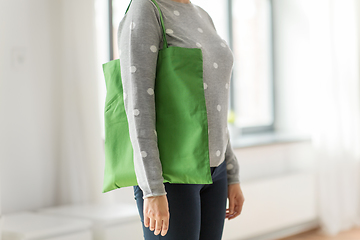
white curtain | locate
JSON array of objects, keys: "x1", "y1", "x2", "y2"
[
  {"x1": 308, "y1": 0, "x2": 360, "y2": 235},
  {"x1": 54, "y1": 0, "x2": 111, "y2": 205}
]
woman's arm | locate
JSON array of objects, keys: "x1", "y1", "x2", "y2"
[
  {"x1": 119, "y1": 0, "x2": 166, "y2": 199},
  {"x1": 224, "y1": 129, "x2": 244, "y2": 220},
  {"x1": 119, "y1": 0, "x2": 170, "y2": 236}
]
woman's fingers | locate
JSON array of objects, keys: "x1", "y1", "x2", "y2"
[
  {"x1": 144, "y1": 215, "x2": 150, "y2": 228},
  {"x1": 228, "y1": 197, "x2": 235, "y2": 215},
  {"x1": 235, "y1": 199, "x2": 243, "y2": 216},
  {"x1": 149, "y1": 217, "x2": 156, "y2": 231},
  {"x1": 227, "y1": 195, "x2": 244, "y2": 220},
  {"x1": 225, "y1": 208, "x2": 233, "y2": 218},
  {"x1": 227, "y1": 199, "x2": 241, "y2": 220},
  {"x1": 161, "y1": 219, "x2": 169, "y2": 236},
  {"x1": 154, "y1": 219, "x2": 162, "y2": 235},
  {"x1": 145, "y1": 217, "x2": 169, "y2": 236}
]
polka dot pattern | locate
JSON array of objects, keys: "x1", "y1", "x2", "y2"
[
  {"x1": 150, "y1": 45, "x2": 157, "y2": 52},
  {"x1": 130, "y1": 66, "x2": 137, "y2": 73},
  {"x1": 141, "y1": 151, "x2": 147, "y2": 158},
  {"x1": 227, "y1": 163, "x2": 234, "y2": 170},
  {"x1": 147, "y1": 88, "x2": 154, "y2": 95},
  {"x1": 216, "y1": 150, "x2": 221, "y2": 157},
  {"x1": 117, "y1": 2, "x2": 241, "y2": 191},
  {"x1": 130, "y1": 22, "x2": 136, "y2": 30}
]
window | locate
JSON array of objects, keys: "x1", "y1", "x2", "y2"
[
  {"x1": 230, "y1": 0, "x2": 274, "y2": 135},
  {"x1": 107, "y1": 0, "x2": 275, "y2": 137}
]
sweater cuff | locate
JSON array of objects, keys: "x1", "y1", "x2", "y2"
[{"x1": 142, "y1": 183, "x2": 167, "y2": 199}]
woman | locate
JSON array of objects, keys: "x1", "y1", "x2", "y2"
[{"x1": 118, "y1": 0, "x2": 244, "y2": 239}]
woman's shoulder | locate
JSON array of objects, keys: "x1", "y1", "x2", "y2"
[
  {"x1": 126, "y1": 0, "x2": 161, "y2": 18},
  {"x1": 118, "y1": 0, "x2": 163, "y2": 42},
  {"x1": 119, "y1": 0, "x2": 162, "y2": 31},
  {"x1": 194, "y1": 5, "x2": 212, "y2": 20},
  {"x1": 193, "y1": 5, "x2": 216, "y2": 30}
]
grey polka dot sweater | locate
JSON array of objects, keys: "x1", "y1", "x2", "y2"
[{"x1": 117, "y1": 0, "x2": 240, "y2": 199}]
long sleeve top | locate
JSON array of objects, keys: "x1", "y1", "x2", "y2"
[{"x1": 117, "y1": 0, "x2": 240, "y2": 199}]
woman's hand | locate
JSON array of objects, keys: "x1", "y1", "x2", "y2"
[
  {"x1": 226, "y1": 183, "x2": 245, "y2": 220},
  {"x1": 143, "y1": 194, "x2": 170, "y2": 236}
]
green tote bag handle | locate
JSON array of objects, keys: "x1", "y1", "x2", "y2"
[{"x1": 102, "y1": 0, "x2": 212, "y2": 193}]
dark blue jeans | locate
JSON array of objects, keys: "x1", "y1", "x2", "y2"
[{"x1": 133, "y1": 160, "x2": 228, "y2": 240}]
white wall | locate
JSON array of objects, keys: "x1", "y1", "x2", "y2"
[{"x1": 0, "y1": 0, "x2": 61, "y2": 213}]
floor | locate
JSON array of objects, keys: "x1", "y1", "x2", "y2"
[{"x1": 280, "y1": 227, "x2": 360, "y2": 240}]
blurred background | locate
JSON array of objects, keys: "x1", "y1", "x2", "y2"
[{"x1": 1, "y1": 0, "x2": 360, "y2": 239}]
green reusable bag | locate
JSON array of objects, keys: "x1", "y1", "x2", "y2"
[{"x1": 102, "y1": 0, "x2": 212, "y2": 193}]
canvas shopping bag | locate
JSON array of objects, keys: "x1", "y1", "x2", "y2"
[{"x1": 102, "y1": 0, "x2": 212, "y2": 193}]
